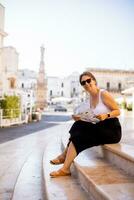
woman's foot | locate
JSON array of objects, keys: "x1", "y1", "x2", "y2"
[
  {"x1": 50, "y1": 155, "x2": 65, "y2": 165},
  {"x1": 50, "y1": 168, "x2": 71, "y2": 178}
]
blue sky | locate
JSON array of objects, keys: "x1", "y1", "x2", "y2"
[{"x1": 1, "y1": 0, "x2": 134, "y2": 76}]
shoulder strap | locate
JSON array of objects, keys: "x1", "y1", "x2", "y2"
[{"x1": 99, "y1": 89, "x2": 105, "y2": 102}]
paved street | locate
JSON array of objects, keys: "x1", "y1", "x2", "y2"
[{"x1": 0, "y1": 113, "x2": 72, "y2": 144}]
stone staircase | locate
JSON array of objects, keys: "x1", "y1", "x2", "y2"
[
  {"x1": 0, "y1": 122, "x2": 134, "y2": 200},
  {"x1": 61, "y1": 133, "x2": 134, "y2": 200},
  {"x1": 43, "y1": 137, "x2": 90, "y2": 200},
  {"x1": 43, "y1": 126, "x2": 134, "y2": 200}
]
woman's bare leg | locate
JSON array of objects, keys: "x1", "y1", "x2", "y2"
[
  {"x1": 61, "y1": 142, "x2": 77, "y2": 172},
  {"x1": 53, "y1": 146, "x2": 68, "y2": 160},
  {"x1": 50, "y1": 141, "x2": 77, "y2": 177},
  {"x1": 50, "y1": 145, "x2": 68, "y2": 165},
  {"x1": 59, "y1": 147, "x2": 68, "y2": 159}
]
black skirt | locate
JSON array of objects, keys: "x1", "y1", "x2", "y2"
[{"x1": 69, "y1": 118, "x2": 122, "y2": 155}]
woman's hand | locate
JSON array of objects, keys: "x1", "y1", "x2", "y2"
[
  {"x1": 96, "y1": 114, "x2": 108, "y2": 121},
  {"x1": 72, "y1": 114, "x2": 81, "y2": 121}
]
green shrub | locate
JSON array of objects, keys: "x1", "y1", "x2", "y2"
[
  {"x1": 0, "y1": 95, "x2": 21, "y2": 119},
  {"x1": 127, "y1": 103, "x2": 132, "y2": 111},
  {"x1": 121, "y1": 101, "x2": 127, "y2": 109}
]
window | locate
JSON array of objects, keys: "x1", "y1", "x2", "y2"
[
  {"x1": 106, "y1": 82, "x2": 110, "y2": 90},
  {"x1": 22, "y1": 83, "x2": 24, "y2": 88},
  {"x1": 118, "y1": 83, "x2": 121, "y2": 91},
  {"x1": 9, "y1": 78, "x2": 16, "y2": 89},
  {"x1": 73, "y1": 88, "x2": 76, "y2": 93},
  {"x1": 61, "y1": 91, "x2": 64, "y2": 96},
  {"x1": 61, "y1": 82, "x2": 64, "y2": 87},
  {"x1": 50, "y1": 90, "x2": 52, "y2": 96}
]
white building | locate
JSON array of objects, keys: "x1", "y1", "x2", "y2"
[
  {"x1": 0, "y1": 4, "x2": 19, "y2": 98},
  {"x1": 0, "y1": 46, "x2": 19, "y2": 95},
  {"x1": 18, "y1": 69, "x2": 37, "y2": 89},
  {"x1": 47, "y1": 69, "x2": 134, "y2": 105},
  {"x1": 0, "y1": 4, "x2": 7, "y2": 48},
  {"x1": 47, "y1": 72, "x2": 81, "y2": 99},
  {"x1": 86, "y1": 68, "x2": 134, "y2": 95},
  {"x1": 18, "y1": 69, "x2": 37, "y2": 113},
  {"x1": 47, "y1": 76, "x2": 61, "y2": 100}
]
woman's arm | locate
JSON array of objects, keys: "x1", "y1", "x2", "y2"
[
  {"x1": 96, "y1": 91, "x2": 120, "y2": 121},
  {"x1": 72, "y1": 114, "x2": 81, "y2": 121}
]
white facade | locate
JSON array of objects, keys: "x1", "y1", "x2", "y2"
[
  {"x1": 47, "y1": 69, "x2": 134, "y2": 103},
  {"x1": 47, "y1": 72, "x2": 81, "y2": 102},
  {"x1": 18, "y1": 69, "x2": 37, "y2": 113},
  {"x1": 47, "y1": 76, "x2": 61, "y2": 100},
  {"x1": 0, "y1": 46, "x2": 19, "y2": 96},
  {"x1": 1, "y1": 46, "x2": 18, "y2": 73},
  {"x1": 18, "y1": 69, "x2": 37, "y2": 89},
  {"x1": 0, "y1": 4, "x2": 7, "y2": 48},
  {"x1": 86, "y1": 68, "x2": 134, "y2": 94},
  {"x1": 0, "y1": 4, "x2": 18, "y2": 98}
]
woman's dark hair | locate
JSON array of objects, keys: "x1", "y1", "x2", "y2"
[{"x1": 79, "y1": 71, "x2": 97, "y2": 85}]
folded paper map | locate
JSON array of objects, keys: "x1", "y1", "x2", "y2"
[{"x1": 74, "y1": 102, "x2": 100, "y2": 124}]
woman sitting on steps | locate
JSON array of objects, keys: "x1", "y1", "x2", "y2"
[{"x1": 50, "y1": 71, "x2": 122, "y2": 177}]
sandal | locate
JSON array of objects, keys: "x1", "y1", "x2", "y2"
[
  {"x1": 50, "y1": 169, "x2": 71, "y2": 178},
  {"x1": 50, "y1": 156, "x2": 65, "y2": 165}
]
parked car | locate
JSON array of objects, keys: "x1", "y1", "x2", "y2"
[{"x1": 54, "y1": 105, "x2": 67, "y2": 112}]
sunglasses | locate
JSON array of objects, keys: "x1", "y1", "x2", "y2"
[{"x1": 81, "y1": 78, "x2": 91, "y2": 86}]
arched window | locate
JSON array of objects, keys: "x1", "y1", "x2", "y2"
[
  {"x1": 61, "y1": 82, "x2": 64, "y2": 87},
  {"x1": 22, "y1": 83, "x2": 24, "y2": 88}
]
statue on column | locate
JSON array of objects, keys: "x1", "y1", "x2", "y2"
[{"x1": 40, "y1": 45, "x2": 45, "y2": 63}]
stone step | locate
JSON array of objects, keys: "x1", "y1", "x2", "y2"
[
  {"x1": 102, "y1": 143, "x2": 134, "y2": 176},
  {"x1": 61, "y1": 133, "x2": 134, "y2": 200},
  {"x1": 43, "y1": 136, "x2": 91, "y2": 200},
  {"x1": 0, "y1": 151, "x2": 32, "y2": 200},
  {"x1": 12, "y1": 149, "x2": 45, "y2": 200}
]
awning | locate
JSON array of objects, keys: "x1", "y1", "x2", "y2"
[{"x1": 121, "y1": 87, "x2": 134, "y2": 95}]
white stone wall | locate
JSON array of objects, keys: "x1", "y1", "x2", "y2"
[
  {"x1": 0, "y1": 4, "x2": 4, "y2": 48},
  {"x1": 47, "y1": 76, "x2": 61, "y2": 100},
  {"x1": 0, "y1": 48, "x2": 2, "y2": 73},
  {"x1": 18, "y1": 69, "x2": 37, "y2": 89},
  {"x1": 47, "y1": 72, "x2": 81, "y2": 101},
  {"x1": 0, "y1": 4, "x2": 4, "y2": 31},
  {"x1": 0, "y1": 32, "x2": 3, "y2": 48},
  {"x1": 0, "y1": 4, "x2": 7, "y2": 48},
  {"x1": 0, "y1": 47, "x2": 18, "y2": 93},
  {"x1": 0, "y1": 4, "x2": 4, "y2": 93},
  {"x1": 18, "y1": 69, "x2": 37, "y2": 112},
  {"x1": 1, "y1": 47, "x2": 18, "y2": 73}
]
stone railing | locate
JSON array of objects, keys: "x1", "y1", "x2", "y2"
[{"x1": 0, "y1": 109, "x2": 26, "y2": 127}]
